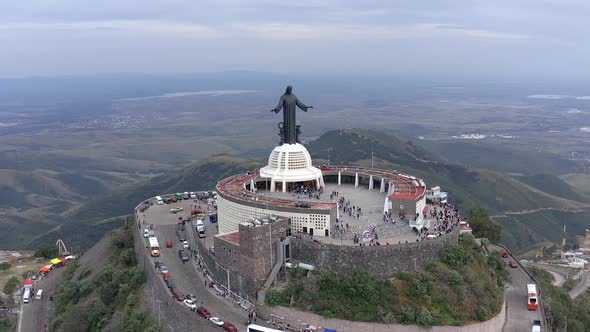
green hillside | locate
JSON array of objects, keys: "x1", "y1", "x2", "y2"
[
  {"x1": 416, "y1": 140, "x2": 581, "y2": 175},
  {"x1": 26, "y1": 155, "x2": 262, "y2": 250},
  {"x1": 307, "y1": 129, "x2": 582, "y2": 213},
  {"x1": 516, "y1": 174, "x2": 589, "y2": 204}
]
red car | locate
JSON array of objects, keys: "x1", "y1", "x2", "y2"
[
  {"x1": 509, "y1": 260, "x2": 518, "y2": 268},
  {"x1": 171, "y1": 197, "x2": 178, "y2": 203},
  {"x1": 501, "y1": 250, "x2": 508, "y2": 258},
  {"x1": 172, "y1": 290, "x2": 184, "y2": 301},
  {"x1": 192, "y1": 210, "x2": 202, "y2": 215},
  {"x1": 166, "y1": 240, "x2": 173, "y2": 248},
  {"x1": 163, "y1": 272, "x2": 172, "y2": 282},
  {"x1": 223, "y1": 322, "x2": 238, "y2": 332},
  {"x1": 196, "y1": 307, "x2": 212, "y2": 319}
]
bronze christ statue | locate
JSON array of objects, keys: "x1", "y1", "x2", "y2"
[{"x1": 270, "y1": 85, "x2": 313, "y2": 144}]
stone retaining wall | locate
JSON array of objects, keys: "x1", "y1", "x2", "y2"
[{"x1": 291, "y1": 226, "x2": 460, "y2": 276}]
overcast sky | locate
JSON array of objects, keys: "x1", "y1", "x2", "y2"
[{"x1": 1, "y1": 1, "x2": 589, "y2": 79}]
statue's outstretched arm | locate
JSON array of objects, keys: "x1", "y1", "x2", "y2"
[
  {"x1": 270, "y1": 96, "x2": 284, "y2": 113},
  {"x1": 296, "y1": 98, "x2": 313, "y2": 112}
]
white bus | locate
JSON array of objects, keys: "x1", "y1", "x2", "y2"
[
  {"x1": 148, "y1": 237, "x2": 160, "y2": 257},
  {"x1": 247, "y1": 325, "x2": 283, "y2": 332},
  {"x1": 527, "y1": 283, "x2": 538, "y2": 310},
  {"x1": 23, "y1": 288, "x2": 31, "y2": 304}
]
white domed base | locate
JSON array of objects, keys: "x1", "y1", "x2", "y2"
[{"x1": 259, "y1": 143, "x2": 324, "y2": 192}]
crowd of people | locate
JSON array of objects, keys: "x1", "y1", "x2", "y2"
[{"x1": 291, "y1": 184, "x2": 323, "y2": 200}]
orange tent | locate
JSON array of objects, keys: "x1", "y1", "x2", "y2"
[{"x1": 39, "y1": 266, "x2": 50, "y2": 272}]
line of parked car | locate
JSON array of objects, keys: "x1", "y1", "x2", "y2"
[
  {"x1": 154, "y1": 242, "x2": 237, "y2": 331},
  {"x1": 155, "y1": 191, "x2": 218, "y2": 205}
]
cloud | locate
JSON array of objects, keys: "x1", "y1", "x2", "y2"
[
  {"x1": 236, "y1": 23, "x2": 529, "y2": 40},
  {"x1": 0, "y1": 20, "x2": 221, "y2": 38}
]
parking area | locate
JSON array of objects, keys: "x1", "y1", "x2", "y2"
[{"x1": 138, "y1": 194, "x2": 247, "y2": 332}]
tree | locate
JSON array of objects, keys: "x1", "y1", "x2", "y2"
[
  {"x1": 468, "y1": 207, "x2": 501, "y2": 243},
  {"x1": 0, "y1": 262, "x2": 11, "y2": 271},
  {"x1": 35, "y1": 244, "x2": 58, "y2": 258},
  {"x1": 3, "y1": 276, "x2": 20, "y2": 295}
]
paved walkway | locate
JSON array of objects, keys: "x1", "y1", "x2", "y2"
[{"x1": 261, "y1": 183, "x2": 442, "y2": 244}]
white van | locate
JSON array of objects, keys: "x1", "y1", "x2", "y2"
[
  {"x1": 36, "y1": 289, "x2": 43, "y2": 300},
  {"x1": 155, "y1": 196, "x2": 163, "y2": 205},
  {"x1": 23, "y1": 288, "x2": 31, "y2": 304},
  {"x1": 196, "y1": 220, "x2": 206, "y2": 238},
  {"x1": 183, "y1": 192, "x2": 190, "y2": 199}
]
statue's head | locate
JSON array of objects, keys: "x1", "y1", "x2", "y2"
[{"x1": 285, "y1": 85, "x2": 293, "y2": 95}]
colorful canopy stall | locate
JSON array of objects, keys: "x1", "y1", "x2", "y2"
[
  {"x1": 24, "y1": 279, "x2": 33, "y2": 286},
  {"x1": 60, "y1": 258, "x2": 66, "y2": 264},
  {"x1": 50, "y1": 258, "x2": 61, "y2": 265},
  {"x1": 39, "y1": 266, "x2": 51, "y2": 273}
]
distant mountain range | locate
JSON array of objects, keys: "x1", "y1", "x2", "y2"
[{"x1": 5, "y1": 129, "x2": 589, "y2": 252}]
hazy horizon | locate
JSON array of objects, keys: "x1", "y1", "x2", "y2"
[{"x1": 1, "y1": 1, "x2": 590, "y2": 80}]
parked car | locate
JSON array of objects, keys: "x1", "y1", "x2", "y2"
[
  {"x1": 166, "y1": 240, "x2": 173, "y2": 248},
  {"x1": 163, "y1": 273, "x2": 172, "y2": 282},
  {"x1": 209, "y1": 316, "x2": 224, "y2": 327},
  {"x1": 163, "y1": 197, "x2": 171, "y2": 204},
  {"x1": 183, "y1": 299, "x2": 197, "y2": 310},
  {"x1": 170, "y1": 206, "x2": 183, "y2": 214},
  {"x1": 166, "y1": 280, "x2": 176, "y2": 290},
  {"x1": 185, "y1": 293, "x2": 197, "y2": 302},
  {"x1": 172, "y1": 290, "x2": 184, "y2": 301},
  {"x1": 509, "y1": 260, "x2": 518, "y2": 268},
  {"x1": 178, "y1": 250, "x2": 189, "y2": 262},
  {"x1": 159, "y1": 264, "x2": 169, "y2": 274},
  {"x1": 532, "y1": 320, "x2": 541, "y2": 332},
  {"x1": 177, "y1": 231, "x2": 186, "y2": 242},
  {"x1": 171, "y1": 197, "x2": 178, "y2": 203},
  {"x1": 143, "y1": 229, "x2": 149, "y2": 238},
  {"x1": 501, "y1": 250, "x2": 508, "y2": 258},
  {"x1": 182, "y1": 241, "x2": 189, "y2": 249},
  {"x1": 183, "y1": 192, "x2": 190, "y2": 199},
  {"x1": 192, "y1": 210, "x2": 203, "y2": 215},
  {"x1": 190, "y1": 192, "x2": 196, "y2": 199},
  {"x1": 223, "y1": 322, "x2": 238, "y2": 332},
  {"x1": 196, "y1": 307, "x2": 212, "y2": 319},
  {"x1": 175, "y1": 193, "x2": 183, "y2": 200}
]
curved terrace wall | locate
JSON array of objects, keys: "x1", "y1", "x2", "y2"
[{"x1": 291, "y1": 226, "x2": 460, "y2": 276}]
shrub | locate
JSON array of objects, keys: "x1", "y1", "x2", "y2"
[
  {"x1": 322, "y1": 310, "x2": 336, "y2": 318},
  {"x1": 449, "y1": 271, "x2": 462, "y2": 287},
  {"x1": 266, "y1": 289, "x2": 288, "y2": 306},
  {"x1": 476, "y1": 307, "x2": 489, "y2": 321},
  {"x1": 400, "y1": 305, "x2": 415, "y2": 324},
  {"x1": 3, "y1": 276, "x2": 20, "y2": 295},
  {"x1": 441, "y1": 245, "x2": 467, "y2": 269},
  {"x1": 411, "y1": 273, "x2": 432, "y2": 296},
  {"x1": 416, "y1": 307, "x2": 436, "y2": 326},
  {"x1": 0, "y1": 262, "x2": 11, "y2": 271}
]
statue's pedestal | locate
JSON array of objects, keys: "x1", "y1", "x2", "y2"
[{"x1": 259, "y1": 143, "x2": 324, "y2": 192}]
